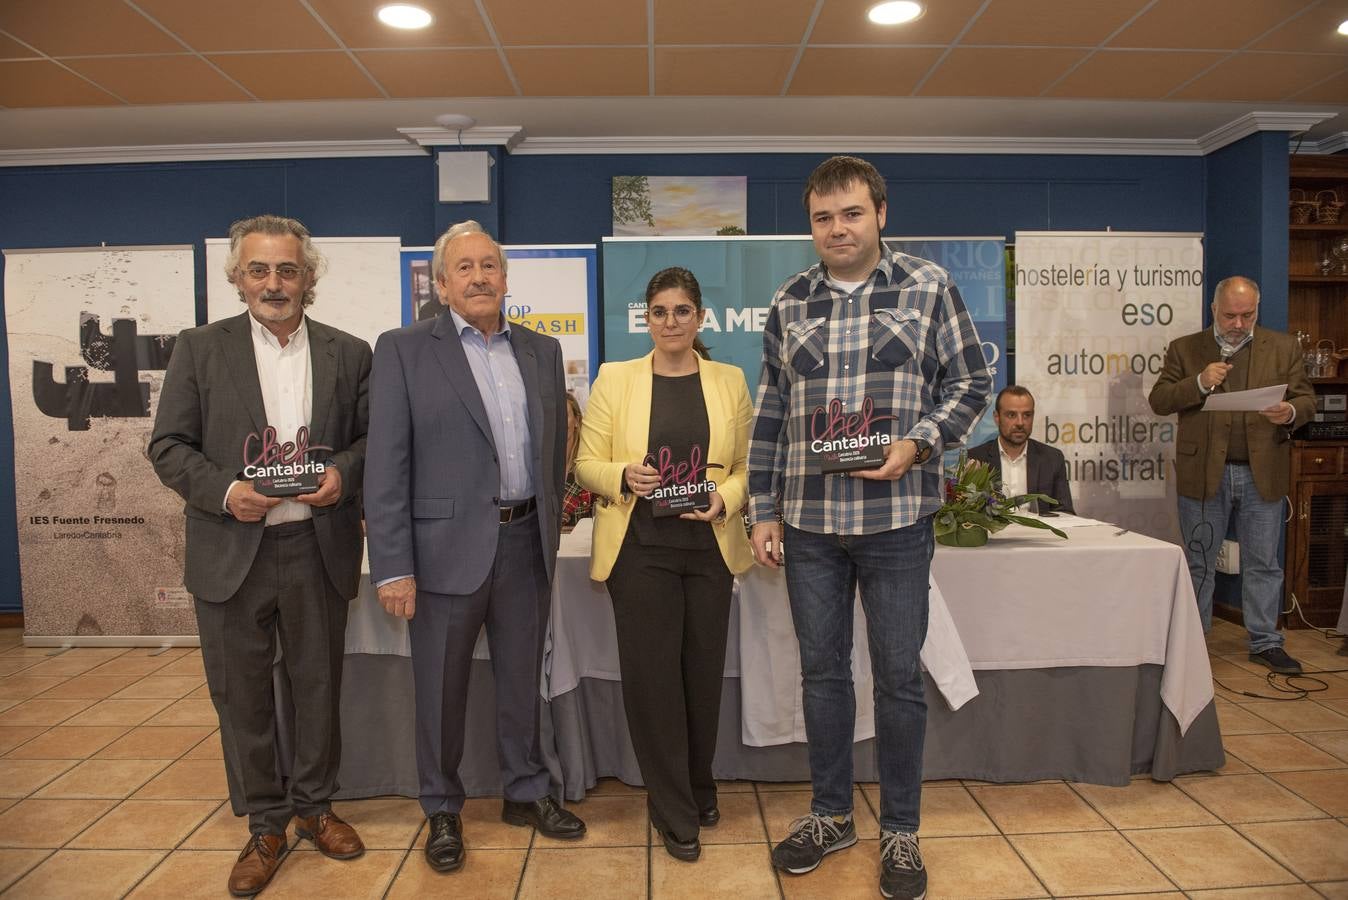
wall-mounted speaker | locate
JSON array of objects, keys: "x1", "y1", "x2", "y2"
[{"x1": 437, "y1": 151, "x2": 492, "y2": 203}]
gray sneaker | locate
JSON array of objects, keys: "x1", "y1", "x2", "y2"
[
  {"x1": 770, "y1": 813, "x2": 857, "y2": 874},
  {"x1": 880, "y1": 830, "x2": 926, "y2": 899}
]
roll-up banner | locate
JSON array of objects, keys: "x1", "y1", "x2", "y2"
[
  {"x1": 601, "y1": 236, "x2": 1008, "y2": 450},
  {"x1": 1013, "y1": 232, "x2": 1205, "y2": 541},
  {"x1": 4, "y1": 246, "x2": 197, "y2": 641}
]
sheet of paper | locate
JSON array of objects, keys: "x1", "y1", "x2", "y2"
[
  {"x1": 1018, "y1": 512, "x2": 1107, "y2": 529},
  {"x1": 1202, "y1": 384, "x2": 1287, "y2": 412}
]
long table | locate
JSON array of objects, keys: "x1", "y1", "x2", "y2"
[{"x1": 299, "y1": 519, "x2": 1222, "y2": 801}]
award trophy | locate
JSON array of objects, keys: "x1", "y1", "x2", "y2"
[
  {"x1": 242, "y1": 425, "x2": 332, "y2": 497},
  {"x1": 810, "y1": 396, "x2": 896, "y2": 473},
  {"x1": 645, "y1": 444, "x2": 723, "y2": 517}
]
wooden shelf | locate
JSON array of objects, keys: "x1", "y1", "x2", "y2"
[
  {"x1": 1290, "y1": 156, "x2": 1348, "y2": 182},
  {"x1": 1309, "y1": 375, "x2": 1348, "y2": 385},
  {"x1": 1290, "y1": 223, "x2": 1348, "y2": 234},
  {"x1": 1289, "y1": 275, "x2": 1348, "y2": 284}
]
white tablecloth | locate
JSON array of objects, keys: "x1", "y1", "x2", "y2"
[
  {"x1": 344, "y1": 520, "x2": 975, "y2": 709},
  {"x1": 735, "y1": 523, "x2": 1211, "y2": 745},
  {"x1": 342, "y1": 519, "x2": 1212, "y2": 746},
  {"x1": 931, "y1": 523, "x2": 1212, "y2": 735}
]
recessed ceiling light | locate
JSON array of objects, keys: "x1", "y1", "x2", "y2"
[
  {"x1": 377, "y1": 4, "x2": 433, "y2": 29},
  {"x1": 868, "y1": 1, "x2": 924, "y2": 25},
  {"x1": 1338, "y1": 18, "x2": 1348, "y2": 35}
]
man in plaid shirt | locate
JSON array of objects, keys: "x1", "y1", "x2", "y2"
[{"x1": 749, "y1": 156, "x2": 990, "y2": 900}]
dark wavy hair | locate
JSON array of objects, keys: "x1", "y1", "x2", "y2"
[{"x1": 645, "y1": 266, "x2": 711, "y2": 360}]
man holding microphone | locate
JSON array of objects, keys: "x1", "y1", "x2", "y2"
[{"x1": 1149, "y1": 275, "x2": 1314, "y2": 674}]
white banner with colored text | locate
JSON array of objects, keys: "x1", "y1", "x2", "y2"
[{"x1": 1014, "y1": 232, "x2": 1204, "y2": 541}]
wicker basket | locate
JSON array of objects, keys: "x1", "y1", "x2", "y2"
[
  {"x1": 1290, "y1": 188, "x2": 1317, "y2": 224},
  {"x1": 1315, "y1": 189, "x2": 1345, "y2": 225}
]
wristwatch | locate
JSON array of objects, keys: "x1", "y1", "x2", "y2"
[{"x1": 909, "y1": 438, "x2": 933, "y2": 465}]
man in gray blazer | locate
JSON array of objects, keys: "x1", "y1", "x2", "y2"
[
  {"x1": 968, "y1": 385, "x2": 1074, "y2": 514},
  {"x1": 150, "y1": 215, "x2": 370, "y2": 897},
  {"x1": 364, "y1": 221, "x2": 585, "y2": 875}
]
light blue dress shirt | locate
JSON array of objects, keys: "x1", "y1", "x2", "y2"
[{"x1": 449, "y1": 308, "x2": 534, "y2": 502}]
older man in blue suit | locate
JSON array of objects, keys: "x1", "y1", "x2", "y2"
[{"x1": 364, "y1": 221, "x2": 585, "y2": 875}]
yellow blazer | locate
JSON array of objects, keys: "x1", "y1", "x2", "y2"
[{"x1": 575, "y1": 351, "x2": 755, "y2": 582}]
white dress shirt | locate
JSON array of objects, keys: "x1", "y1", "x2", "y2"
[
  {"x1": 998, "y1": 438, "x2": 1029, "y2": 506},
  {"x1": 227, "y1": 314, "x2": 314, "y2": 526}
]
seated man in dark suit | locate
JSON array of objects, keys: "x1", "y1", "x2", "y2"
[{"x1": 969, "y1": 385, "x2": 1073, "y2": 514}]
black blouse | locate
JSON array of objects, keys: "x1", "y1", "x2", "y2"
[{"x1": 629, "y1": 372, "x2": 717, "y2": 550}]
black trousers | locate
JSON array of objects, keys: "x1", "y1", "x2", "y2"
[
  {"x1": 194, "y1": 520, "x2": 348, "y2": 835},
  {"x1": 607, "y1": 531, "x2": 734, "y2": 841}
]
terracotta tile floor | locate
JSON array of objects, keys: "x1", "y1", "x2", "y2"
[{"x1": 0, "y1": 620, "x2": 1346, "y2": 898}]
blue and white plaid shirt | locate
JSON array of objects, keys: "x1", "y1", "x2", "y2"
[{"x1": 748, "y1": 245, "x2": 991, "y2": 535}]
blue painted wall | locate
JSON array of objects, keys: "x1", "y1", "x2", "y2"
[
  {"x1": 501, "y1": 152, "x2": 1206, "y2": 243},
  {"x1": 1203, "y1": 132, "x2": 1291, "y2": 331},
  {"x1": 0, "y1": 144, "x2": 1281, "y2": 615}
]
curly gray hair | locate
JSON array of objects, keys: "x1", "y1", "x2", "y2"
[{"x1": 224, "y1": 214, "x2": 326, "y2": 307}]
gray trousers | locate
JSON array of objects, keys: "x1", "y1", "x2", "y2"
[
  {"x1": 195, "y1": 520, "x2": 348, "y2": 835},
  {"x1": 409, "y1": 509, "x2": 553, "y2": 816}
]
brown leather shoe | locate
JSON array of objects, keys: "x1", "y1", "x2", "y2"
[
  {"x1": 228, "y1": 832, "x2": 288, "y2": 897},
  {"x1": 296, "y1": 811, "x2": 365, "y2": 860}
]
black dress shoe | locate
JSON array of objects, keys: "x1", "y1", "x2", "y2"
[
  {"x1": 656, "y1": 826, "x2": 701, "y2": 862},
  {"x1": 424, "y1": 812, "x2": 464, "y2": 872},
  {"x1": 1250, "y1": 647, "x2": 1303, "y2": 675},
  {"x1": 699, "y1": 806, "x2": 720, "y2": 827},
  {"x1": 502, "y1": 795, "x2": 587, "y2": 839}
]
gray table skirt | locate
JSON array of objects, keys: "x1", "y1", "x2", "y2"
[{"x1": 276, "y1": 654, "x2": 1224, "y2": 802}]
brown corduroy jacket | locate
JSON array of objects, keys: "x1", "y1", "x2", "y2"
[{"x1": 1148, "y1": 325, "x2": 1314, "y2": 502}]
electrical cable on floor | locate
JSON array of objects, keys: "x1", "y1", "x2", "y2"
[{"x1": 1212, "y1": 672, "x2": 1316, "y2": 701}]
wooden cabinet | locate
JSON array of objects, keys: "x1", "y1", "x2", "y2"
[
  {"x1": 1286, "y1": 441, "x2": 1348, "y2": 629},
  {"x1": 1285, "y1": 156, "x2": 1348, "y2": 629},
  {"x1": 1288, "y1": 156, "x2": 1348, "y2": 376}
]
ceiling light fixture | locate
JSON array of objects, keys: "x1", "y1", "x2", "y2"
[
  {"x1": 435, "y1": 113, "x2": 476, "y2": 147},
  {"x1": 435, "y1": 113, "x2": 476, "y2": 131},
  {"x1": 1338, "y1": 18, "x2": 1348, "y2": 35},
  {"x1": 867, "y1": 1, "x2": 924, "y2": 25},
  {"x1": 377, "y1": 4, "x2": 433, "y2": 29}
]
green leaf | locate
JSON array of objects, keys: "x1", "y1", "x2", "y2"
[{"x1": 1002, "y1": 514, "x2": 1068, "y2": 540}]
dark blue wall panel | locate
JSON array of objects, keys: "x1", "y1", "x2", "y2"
[
  {"x1": 502, "y1": 152, "x2": 1206, "y2": 244},
  {"x1": 1204, "y1": 132, "x2": 1290, "y2": 331}
]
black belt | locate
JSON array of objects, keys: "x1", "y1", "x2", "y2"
[
  {"x1": 262, "y1": 519, "x2": 315, "y2": 535},
  {"x1": 499, "y1": 497, "x2": 536, "y2": 524}
]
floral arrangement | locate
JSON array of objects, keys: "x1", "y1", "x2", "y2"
[{"x1": 935, "y1": 453, "x2": 1068, "y2": 547}]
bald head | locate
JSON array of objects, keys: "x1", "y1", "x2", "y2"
[{"x1": 1212, "y1": 276, "x2": 1258, "y2": 345}]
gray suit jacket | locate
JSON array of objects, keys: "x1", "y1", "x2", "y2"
[
  {"x1": 968, "y1": 437, "x2": 1074, "y2": 514},
  {"x1": 364, "y1": 312, "x2": 566, "y2": 594},
  {"x1": 149, "y1": 311, "x2": 371, "y2": 602}
]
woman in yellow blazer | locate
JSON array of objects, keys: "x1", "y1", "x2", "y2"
[{"x1": 575, "y1": 267, "x2": 754, "y2": 862}]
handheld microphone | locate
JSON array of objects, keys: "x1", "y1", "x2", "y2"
[{"x1": 1215, "y1": 344, "x2": 1237, "y2": 391}]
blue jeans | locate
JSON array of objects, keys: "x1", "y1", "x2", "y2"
[
  {"x1": 1177, "y1": 463, "x2": 1286, "y2": 654},
  {"x1": 783, "y1": 516, "x2": 932, "y2": 833}
]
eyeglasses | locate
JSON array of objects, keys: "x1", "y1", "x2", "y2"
[
  {"x1": 646, "y1": 305, "x2": 698, "y2": 324},
  {"x1": 242, "y1": 263, "x2": 306, "y2": 282}
]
